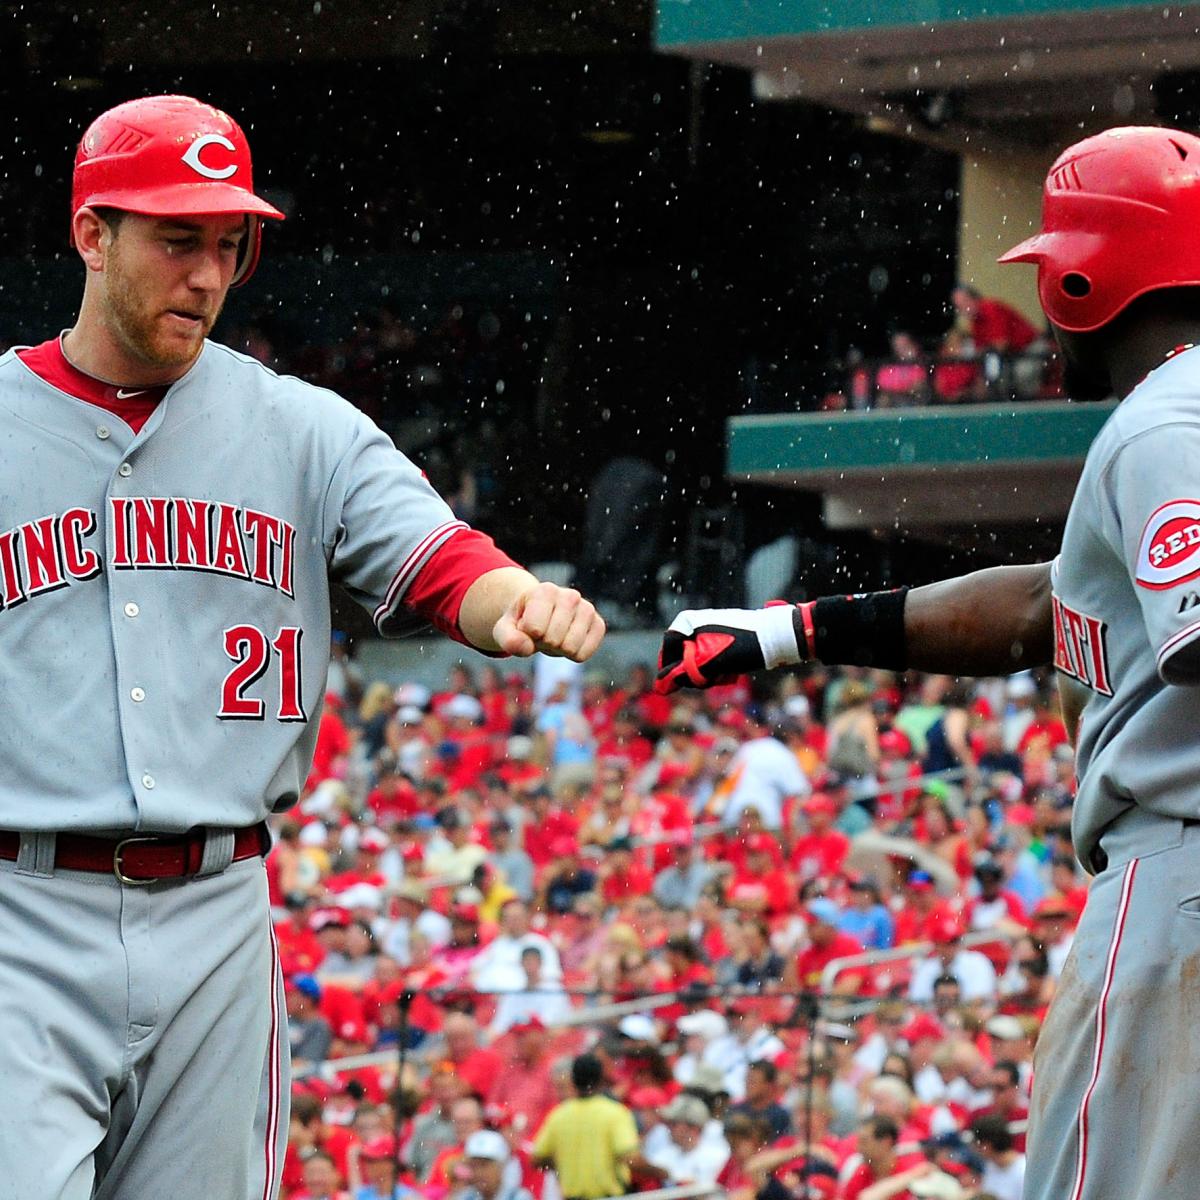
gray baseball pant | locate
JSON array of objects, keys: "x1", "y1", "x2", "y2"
[
  {"x1": 0, "y1": 845, "x2": 289, "y2": 1199},
  {"x1": 1026, "y1": 809, "x2": 1200, "y2": 1199}
]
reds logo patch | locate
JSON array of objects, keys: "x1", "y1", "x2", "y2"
[{"x1": 1136, "y1": 499, "x2": 1200, "y2": 590}]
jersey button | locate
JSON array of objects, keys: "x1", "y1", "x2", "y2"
[
  {"x1": 118, "y1": 463, "x2": 133, "y2": 477},
  {"x1": 96, "y1": 426, "x2": 110, "y2": 440},
  {"x1": 124, "y1": 602, "x2": 139, "y2": 618},
  {"x1": 130, "y1": 687, "x2": 145, "y2": 702},
  {"x1": 141, "y1": 774, "x2": 155, "y2": 790}
]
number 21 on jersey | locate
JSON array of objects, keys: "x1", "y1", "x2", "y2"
[{"x1": 219, "y1": 624, "x2": 306, "y2": 721}]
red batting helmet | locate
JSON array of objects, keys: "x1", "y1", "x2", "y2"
[
  {"x1": 71, "y1": 94, "x2": 285, "y2": 286},
  {"x1": 999, "y1": 126, "x2": 1200, "y2": 333}
]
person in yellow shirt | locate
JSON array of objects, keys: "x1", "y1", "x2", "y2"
[{"x1": 532, "y1": 1054, "x2": 639, "y2": 1199}]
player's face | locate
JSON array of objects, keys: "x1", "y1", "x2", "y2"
[{"x1": 101, "y1": 213, "x2": 246, "y2": 372}]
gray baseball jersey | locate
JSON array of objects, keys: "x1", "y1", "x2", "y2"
[
  {"x1": 1028, "y1": 343, "x2": 1200, "y2": 1200},
  {"x1": 1051, "y1": 345, "x2": 1200, "y2": 871},
  {"x1": 0, "y1": 337, "x2": 468, "y2": 834}
]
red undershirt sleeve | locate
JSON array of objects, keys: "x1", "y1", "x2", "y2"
[{"x1": 401, "y1": 526, "x2": 524, "y2": 649}]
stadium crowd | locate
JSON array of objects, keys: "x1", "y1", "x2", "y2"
[{"x1": 271, "y1": 647, "x2": 1083, "y2": 1200}]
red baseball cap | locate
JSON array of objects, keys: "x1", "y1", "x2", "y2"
[
  {"x1": 899, "y1": 1013, "x2": 945, "y2": 1044},
  {"x1": 802, "y1": 793, "x2": 837, "y2": 817},
  {"x1": 928, "y1": 913, "x2": 965, "y2": 945}
]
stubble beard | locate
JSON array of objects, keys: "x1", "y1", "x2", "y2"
[{"x1": 102, "y1": 246, "x2": 219, "y2": 373}]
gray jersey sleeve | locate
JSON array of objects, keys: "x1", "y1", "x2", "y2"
[
  {"x1": 1103, "y1": 420, "x2": 1200, "y2": 683},
  {"x1": 322, "y1": 409, "x2": 464, "y2": 636}
]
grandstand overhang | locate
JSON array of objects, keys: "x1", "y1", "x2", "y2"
[
  {"x1": 726, "y1": 401, "x2": 1115, "y2": 535},
  {"x1": 656, "y1": 0, "x2": 1200, "y2": 145}
]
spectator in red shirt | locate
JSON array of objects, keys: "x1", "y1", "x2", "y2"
[
  {"x1": 487, "y1": 1018, "x2": 560, "y2": 1137},
  {"x1": 838, "y1": 1115, "x2": 920, "y2": 1200},
  {"x1": 790, "y1": 793, "x2": 851, "y2": 884},
  {"x1": 728, "y1": 836, "x2": 795, "y2": 918},
  {"x1": 595, "y1": 708, "x2": 655, "y2": 770},
  {"x1": 787, "y1": 899, "x2": 867, "y2": 996},
  {"x1": 439, "y1": 1012, "x2": 504, "y2": 1099},
  {"x1": 519, "y1": 786, "x2": 580, "y2": 869},
  {"x1": 952, "y1": 284, "x2": 1038, "y2": 354},
  {"x1": 892, "y1": 872, "x2": 955, "y2": 946}
]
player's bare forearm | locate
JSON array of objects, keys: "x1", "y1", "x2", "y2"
[
  {"x1": 905, "y1": 562, "x2": 1053, "y2": 675},
  {"x1": 460, "y1": 567, "x2": 606, "y2": 660}
]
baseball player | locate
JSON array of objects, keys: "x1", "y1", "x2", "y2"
[
  {"x1": 0, "y1": 95, "x2": 604, "y2": 1200},
  {"x1": 658, "y1": 126, "x2": 1200, "y2": 1199}
]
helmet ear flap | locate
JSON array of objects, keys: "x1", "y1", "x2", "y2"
[{"x1": 232, "y1": 215, "x2": 261, "y2": 287}]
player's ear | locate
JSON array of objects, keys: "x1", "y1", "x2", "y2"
[{"x1": 72, "y1": 207, "x2": 109, "y2": 272}]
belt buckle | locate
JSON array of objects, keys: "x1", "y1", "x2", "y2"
[{"x1": 113, "y1": 836, "x2": 160, "y2": 886}]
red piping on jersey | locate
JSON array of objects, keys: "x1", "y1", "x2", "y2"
[
  {"x1": 1070, "y1": 856, "x2": 1138, "y2": 1200},
  {"x1": 16, "y1": 338, "x2": 167, "y2": 434}
]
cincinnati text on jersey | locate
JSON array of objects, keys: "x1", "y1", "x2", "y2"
[
  {"x1": 1052, "y1": 593, "x2": 1114, "y2": 696},
  {"x1": 0, "y1": 499, "x2": 296, "y2": 608}
]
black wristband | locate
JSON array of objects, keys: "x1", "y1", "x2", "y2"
[{"x1": 792, "y1": 588, "x2": 909, "y2": 670}]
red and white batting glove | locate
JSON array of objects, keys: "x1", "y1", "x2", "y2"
[{"x1": 655, "y1": 602, "x2": 804, "y2": 694}]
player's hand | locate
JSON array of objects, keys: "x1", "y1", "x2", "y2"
[
  {"x1": 655, "y1": 604, "x2": 802, "y2": 694},
  {"x1": 492, "y1": 581, "x2": 606, "y2": 661}
]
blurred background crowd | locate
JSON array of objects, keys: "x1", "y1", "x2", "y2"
[{"x1": 269, "y1": 645, "x2": 1078, "y2": 1199}]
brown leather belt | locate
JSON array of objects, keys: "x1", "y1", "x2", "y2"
[{"x1": 0, "y1": 824, "x2": 268, "y2": 884}]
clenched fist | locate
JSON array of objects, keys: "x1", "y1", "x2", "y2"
[{"x1": 493, "y1": 581, "x2": 606, "y2": 661}]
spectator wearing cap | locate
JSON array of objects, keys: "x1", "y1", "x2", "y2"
[
  {"x1": 378, "y1": 880, "x2": 451, "y2": 967},
  {"x1": 701, "y1": 1000, "x2": 785, "y2": 1101},
  {"x1": 969, "y1": 1113, "x2": 1025, "y2": 1200},
  {"x1": 963, "y1": 859, "x2": 1029, "y2": 939},
  {"x1": 489, "y1": 946, "x2": 573, "y2": 1037},
  {"x1": 838, "y1": 878, "x2": 894, "y2": 951},
  {"x1": 644, "y1": 1095, "x2": 730, "y2": 1185},
  {"x1": 789, "y1": 793, "x2": 851, "y2": 884},
  {"x1": 457, "y1": 1130, "x2": 533, "y2": 1200},
  {"x1": 786, "y1": 899, "x2": 868, "y2": 996},
  {"x1": 891, "y1": 872, "x2": 955, "y2": 946},
  {"x1": 652, "y1": 834, "x2": 717, "y2": 911},
  {"x1": 287, "y1": 974, "x2": 333, "y2": 1066},
  {"x1": 908, "y1": 914, "x2": 997, "y2": 1004},
  {"x1": 473, "y1": 898, "x2": 563, "y2": 992},
  {"x1": 673, "y1": 1009, "x2": 728, "y2": 1086},
  {"x1": 717, "y1": 717, "x2": 811, "y2": 831},
  {"x1": 349, "y1": 1136, "x2": 417, "y2": 1200},
  {"x1": 532, "y1": 1053, "x2": 640, "y2": 1200},
  {"x1": 1031, "y1": 894, "x2": 1076, "y2": 980},
  {"x1": 311, "y1": 907, "x2": 355, "y2": 978},
  {"x1": 486, "y1": 1015, "x2": 559, "y2": 1136},
  {"x1": 727, "y1": 835, "x2": 794, "y2": 918},
  {"x1": 730, "y1": 1060, "x2": 792, "y2": 1140},
  {"x1": 489, "y1": 819, "x2": 534, "y2": 903},
  {"x1": 424, "y1": 807, "x2": 489, "y2": 885}
]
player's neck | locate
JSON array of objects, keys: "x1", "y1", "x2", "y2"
[
  {"x1": 1106, "y1": 313, "x2": 1200, "y2": 399},
  {"x1": 63, "y1": 301, "x2": 197, "y2": 389}
]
